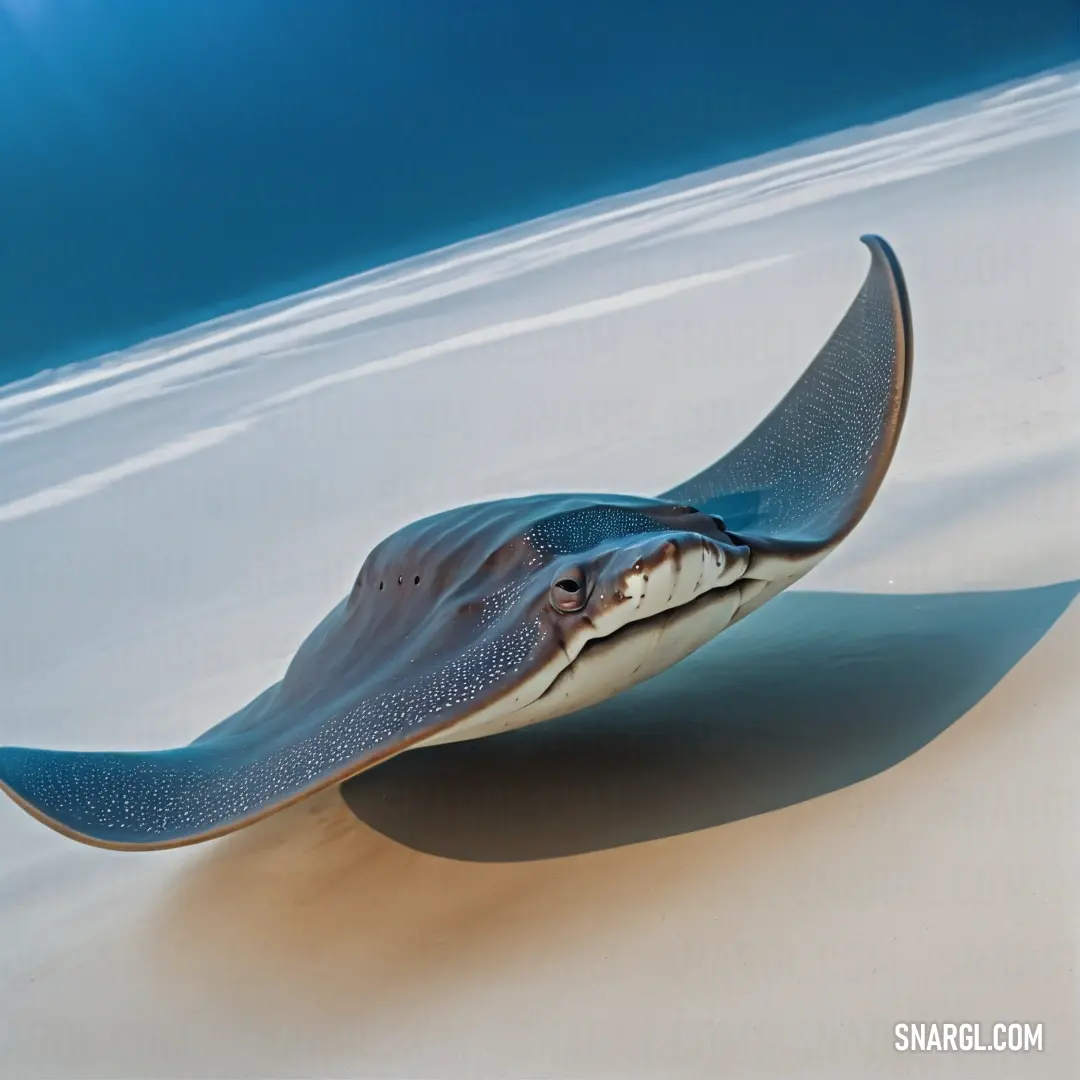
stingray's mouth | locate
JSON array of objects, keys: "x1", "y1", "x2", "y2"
[
  {"x1": 573, "y1": 581, "x2": 735, "y2": 656},
  {"x1": 532, "y1": 573, "x2": 761, "y2": 712}
]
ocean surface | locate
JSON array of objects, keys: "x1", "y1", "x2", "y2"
[{"x1": 0, "y1": 0, "x2": 1075, "y2": 387}]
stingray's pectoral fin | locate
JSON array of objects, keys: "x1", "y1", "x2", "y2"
[
  {"x1": 0, "y1": 743, "x2": 271, "y2": 850},
  {"x1": 0, "y1": 694, "x2": 417, "y2": 849},
  {"x1": 0, "y1": 629, "x2": 529, "y2": 849},
  {"x1": 664, "y1": 235, "x2": 912, "y2": 551}
]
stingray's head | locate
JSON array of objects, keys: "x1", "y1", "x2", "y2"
[
  {"x1": 518, "y1": 500, "x2": 752, "y2": 648},
  {"x1": 313, "y1": 495, "x2": 755, "y2": 730}
]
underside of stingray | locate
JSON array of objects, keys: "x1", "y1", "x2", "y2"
[{"x1": 0, "y1": 235, "x2": 912, "y2": 851}]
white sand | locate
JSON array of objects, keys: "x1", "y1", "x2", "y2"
[{"x1": 0, "y1": 68, "x2": 1077, "y2": 1078}]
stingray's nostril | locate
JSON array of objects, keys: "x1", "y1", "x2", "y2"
[
  {"x1": 379, "y1": 582, "x2": 384, "y2": 590},
  {"x1": 555, "y1": 578, "x2": 580, "y2": 593},
  {"x1": 414, "y1": 575, "x2": 420, "y2": 585}
]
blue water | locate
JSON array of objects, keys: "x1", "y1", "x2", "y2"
[{"x1": 0, "y1": 0, "x2": 1075, "y2": 386}]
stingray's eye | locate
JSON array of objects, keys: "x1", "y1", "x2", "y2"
[{"x1": 550, "y1": 566, "x2": 588, "y2": 613}]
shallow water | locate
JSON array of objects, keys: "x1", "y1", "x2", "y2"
[{"x1": 1, "y1": 1, "x2": 1074, "y2": 384}]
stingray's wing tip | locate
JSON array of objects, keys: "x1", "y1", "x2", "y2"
[
  {"x1": 0, "y1": 743, "x2": 255, "y2": 852},
  {"x1": 860, "y1": 233, "x2": 912, "y2": 354},
  {"x1": 859, "y1": 231, "x2": 890, "y2": 249},
  {"x1": 662, "y1": 233, "x2": 913, "y2": 544},
  {"x1": 0, "y1": 726, "x2": 415, "y2": 852},
  {"x1": 859, "y1": 232, "x2": 911, "y2": 336},
  {"x1": 0, "y1": 745, "x2": 175, "y2": 851},
  {"x1": 0, "y1": 770, "x2": 104, "y2": 851},
  {"x1": 859, "y1": 231, "x2": 914, "y2": 441}
]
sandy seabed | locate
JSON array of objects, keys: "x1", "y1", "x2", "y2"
[{"x1": 0, "y1": 69, "x2": 1077, "y2": 1078}]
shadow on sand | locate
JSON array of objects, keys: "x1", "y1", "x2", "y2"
[
  {"x1": 340, "y1": 580, "x2": 1080, "y2": 861},
  {"x1": 147, "y1": 579, "x2": 1076, "y2": 1019}
]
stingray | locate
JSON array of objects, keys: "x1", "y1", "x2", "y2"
[{"x1": 0, "y1": 235, "x2": 912, "y2": 851}]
